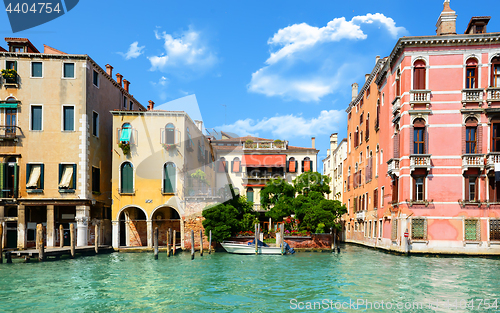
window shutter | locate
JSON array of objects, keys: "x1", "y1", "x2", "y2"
[
  {"x1": 231, "y1": 160, "x2": 234, "y2": 173},
  {"x1": 393, "y1": 133, "x2": 399, "y2": 158},
  {"x1": 475, "y1": 177, "x2": 479, "y2": 201},
  {"x1": 58, "y1": 164, "x2": 63, "y2": 185},
  {"x1": 477, "y1": 125, "x2": 483, "y2": 154},
  {"x1": 13, "y1": 164, "x2": 18, "y2": 198},
  {"x1": 301, "y1": 161, "x2": 304, "y2": 172},
  {"x1": 413, "y1": 176, "x2": 416, "y2": 200},
  {"x1": 0, "y1": 163, "x2": 4, "y2": 198},
  {"x1": 26, "y1": 164, "x2": 31, "y2": 185},
  {"x1": 310, "y1": 161, "x2": 313, "y2": 172},
  {"x1": 462, "y1": 126, "x2": 466, "y2": 154},
  {"x1": 465, "y1": 176, "x2": 469, "y2": 200},
  {"x1": 410, "y1": 125, "x2": 414, "y2": 154},
  {"x1": 425, "y1": 128, "x2": 429, "y2": 154},
  {"x1": 72, "y1": 164, "x2": 77, "y2": 190},
  {"x1": 40, "y1": 164, "x2": 44, "y2": 189},
  {"x1": 489, "y1": 176, "x2": 495, "y2": 202},
  {"x1": 14, "y1": 61, "x2": 17, "y2": 71},
  {"x1": 295, "y1": 161, "x2": 298, "y2": 173},
  {"x1": 286, "y1": 161, "x2": 289, "y2": 172}
]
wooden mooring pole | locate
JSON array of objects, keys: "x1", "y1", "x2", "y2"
[
  {"x1": 172, "y1": 230, "x2": 176, "y2": 255},
  {"x1": 331, "y1": 228, "x2": 335, "y2": 253},
  {"x1": 0, "y1": 223, "x2": 3, "y2": 264},
  {"x1": 200, "y1": 229, "x2": 203, "y2": 256},
  {"x1": 59, "y1": 224, "x2": 64, "y2": 248},
  {"x1": 191, "y1": 230, "x2": 195, "y2": 260},
  {"x1": 70, "y1": 224, "x2": 75, "y2": 258},
  {"x1": 154, "y1": 227, "x2": 159, "y2": 260},
  {"x1": 280, "y1": 223, "x2": 285, "y2": 255},
  {"x1": 37, "y1": 224, "x2": 44, "y2": 262},
  {"x1": 208, "y1": 230, "x2": 212, "y2": 254},
  {"x1": 95, "y1": 224, "x2": 99, "y2": 254},
  {"x1": 254, "y1": 223, "x2": 258, "y2": 255},
  {"x1": 167, "y1": 228, "x2": 171, "y2": 257}
]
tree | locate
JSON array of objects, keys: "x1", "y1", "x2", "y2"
[
  {"x1": 301, "y1": 199, "x2": 347, "y2": 233},
  {"x1": 293, "y1": 172, "x2": 331, "y2": 196},
  {"x1": 261, "y1": 178, "x2": 295, "y2": 221}
]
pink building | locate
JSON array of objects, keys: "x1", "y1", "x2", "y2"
[{"x1": 345, "y1": 1, "x2": 500, "y2": 254}]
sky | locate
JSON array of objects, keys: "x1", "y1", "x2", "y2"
[{"x1": 1, "y1": 0, "x2": 499, "y2": 171}]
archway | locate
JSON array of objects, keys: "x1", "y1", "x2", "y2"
[
  {"x1": 118, "y1": 206, "x2": 147, "y2": 246},
  {"x1": 152, "y1": 206, "x2": 181, "y2": 247}
]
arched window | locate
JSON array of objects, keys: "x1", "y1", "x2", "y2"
[
  {"x1": 491, "y1": 56, "x2": 500, "y2": 88},
  {"x1": 465, "y1": 117, "x2": 478, "y2": 154},
  {"x1": 413, "y1": 118, "x2": 426, "y2": 154},
  {"x1": 247, "y1": 187, "x2": 254, "y2": 203},
  {"x1": 413, "y1": 60, "x2": 426, "y2": 90},
  {"x1": 120, "y1": 162, "x2": 133, "y2": 193},
  {"x1": 287, "y1": 157, "x2": 297, "y2": 173},
  {"x1": 232, "y1": 157, "x2": 241, "y2": 173},
  {"x1": 165, "y1": 123, "x2": 175, "y2": 145},
  {"x1": 302, "y1": 157, "x2": 312, "y2": 172},
  {"x1": 218, "y1": 157, "x2": 227, "y2": 173},
  {"x1": 120, "y1": 123, "x2": 132, "y2": 143},
  {"x1": 163, "y1": 162, "x2": 176, "y2": 193},
  {"x1": 466, "y1": 58, "x2": 478, "y2": 89}
]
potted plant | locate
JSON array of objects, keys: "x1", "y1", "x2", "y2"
[
  {"x1": 119, "y1": 142, "x2": 130, "y2": 155},
  {"x1": 163, "y1": 143, "x2": 177, "y2": 151},
  {"x1": 1, "y1": 69, "x2": 17, "y2": 83},
  {"x1": 274, "y1": 139, "x2": 284, "y2": 148},
  {"x1": 244, "y1": 139, "x2": 255, "y2": 148}
]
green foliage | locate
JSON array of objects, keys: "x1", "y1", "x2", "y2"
[
  {"x1": 118, "y1": 142, "x2": 130, "y2": 155},
  {"x1": 301, "y1": 199, "x2": 347, "y2": 232},
  {"x1": 191, "y1": 169, "x2": 209, "y2": 186},
  {"x1": 293, "y1": 172, "x2": 331, "y2": 196},
  {"x1": 261, "y1": 178, "x2": 295, "y2": 221},
  {"x1": 315, "y1": 223, "x2": 325, "y2": 234},
  {"x1": 1, "y1": 69, "x2": 16, "y2": 79}
]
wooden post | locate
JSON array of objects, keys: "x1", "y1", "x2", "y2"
[
  {"x1": 200, "y1": 229, "x2": 203, "y2": 256},
  {"x1": 154, "y1": 227, "x2": 159, "y2": 260},
  {"x1": 280, "y1": 223, "x2": 285, "y2": 255},
  {"x1": 334, "y1": 228, "x2": 338, "y2": 253},
  {"x1": 95, "y1": 224, "x2": 99, "y2": 254},
  {"x1": 6, "y1": 251, "x2": 12, "y2": 264},
  {"x1": 191, "y1": 230, "x2": 195, "y2": 260},
  {"x1": 172, "y1": 230, "x2": 176, "y2": 255},
  {"x1": 70, "y1": 224, "x2": 75, "y2": 259},
  {"x1": 254, "y1": 223, "x2": 258, "y2": 255},
  {"x1": 0, "y1": 223, "x2": 3, "y2": 264},
  {"x1": 59, "y1": 224, "x2": 64, "y2": 248},
  {"x1": 331, "y1": 228, "x2": 334, "y2": 253},
  {"x1": 37, "y1": 224, "x2": 44, "y2": 262},
  {"x1": 167, "y1": 228, "x2": 171, "y2": 257},
  {"x1": 208, "y1": 230, "x2": 212, "y2": 254}
]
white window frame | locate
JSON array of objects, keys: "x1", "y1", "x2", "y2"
[
  {"x1": 61, "y1": 105, "x2": 75, "y2": 132},
  {"x1": 29, "y1": 104, "x2": 43, "y2": 131},
  {"x1": 62, "y1": 62, "x2": 76, "y2": 79},
  {"x1": 119, "y1": 161, "x2": 135, "y2": 194},
  {"x1": 381, "y1": 186, "x2": 384, "y2": 207},
  {"x1": 30, "y1": 61, "x2": 43, "y2": 78}
]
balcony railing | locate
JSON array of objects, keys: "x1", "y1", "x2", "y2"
[
  {"x1": 462, "y1": 154, "x2": 484, "y2": 171},
  {"x1": 462, "y1": 88, "x2": 484, "y2": 104},
  {"x1": 487, "y1": 87, "x2": 500, "y2": 104},
  {"x1": 243, "y1": 141, "x2": 287, "y2": 150},
  {"x1": 0, "y1": 126, "x2": 21, "y2": 140},
  {"x1": 392, "y1": 101, "x2": 400, "y2": 114},
  {"x1": 486, "y1": 152, "x2": 500, "y2": 169},
  {"x1": 243, "y1": 173, "x2": 285, "y2": 181},
  {"x1": 387, "y1": 158, "x2": 400, "y2": 175},
  {"x1": 356, "y1": 211, "x2": 366, "y2": 220},
  {"x1": 410, "y1": 154, "x2": 431, "y2": 170},
  {"x1": 409, "y1": 90, "x2": 431, "y2": 108},
  {"x1": 2, "y1": 73, "x2": 19, "y2": 87},
  {"x1": 391, "y1": 96, "x2": 400, "y2": 108}
]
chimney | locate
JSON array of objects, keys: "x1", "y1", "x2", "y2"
[
  {"x1": 365, "y1": 74, "x2": 370, "y2": 82},
  {"x1": 375, "y1": 55, "x2": 380, "y2": 64},
  {"x1": 311, "y1": 137, "x2": 316, "y2": 149},
  {"x1": 330, "y1": 133, "x2": 338, "y2": 152},
  {"x1": 123, "y1": 79, "x2": 130, "y2": 93},
  {"x1": 195, "y1": 120, "x2": 203, "y2": 132},
  {"x1": 147, "y1": 100, "x2": 155, "y2": 111},
  {"x1": 105, "y1": 64, "x2": 113, "y2": 77},
  {"x1": 351, "y1": 83, "x2": 359, "y2": 101},
  {"x1": 327, "y1": 149, "x2": 330, "y2": 157},
  {"x1": 436, "y1": 0, "x2": 457, "y2": 36},
  {"x1": 116, "y1": 73, "x2": 123, "y2": 87}
]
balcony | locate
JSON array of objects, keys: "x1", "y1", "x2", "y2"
[
  {"x1": 1, "y1": 70, "x2": 19, "y2": 88},
  {"x1": 462, "y1": 88, "x2": 484, "y2": 105},
  {"x1": 462, "y1": 154, "x2": 484, "y2": 172},
  {"x1": 392, "y1": 101, "x2": 401, "y2": 114},
  {"x1": 410, "y1": 154, "x2": 431, "y2": 171},
  {"x1": 409, "y1": 90, "x2": 431, "y2": 108},
  {"x1": 486, "y1": 152, "x2": 500, "y2": 170},
  {"x1": 391, "y1": 96, "x2": 400, "y2": 109},
  {"x1": 387, "y1": 158, "x2": 400, "y2": 176},
  {"x1": 243, "y1": 172, "x2": 285, "y2": 185},
  {"x1": 0, "y1": 126, "x2": 21, "y2": 141},
  {"x1": 486, "y1": 87, "x2": 500, "y2": 105},
  {"x1": 356, "y1": 210, "x2": 366, "y2": 221},
  {"x1": 243, "y1": 141, "x2": 287, "y2": 150}
]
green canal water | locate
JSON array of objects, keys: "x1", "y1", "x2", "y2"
[{"x1": 1, "y1": 244, "x2": 500, "y2": 312}]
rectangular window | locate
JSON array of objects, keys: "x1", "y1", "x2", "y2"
[
  {"x1": 413, "y1": 176, "x2": 425, "y2": 201},
  {"x1": 412, "y1": 218, "x2": 427, "y2": 240},
  {"x1": 93, "y1": 70, "x2": 99, "y2": 87},
  {"x1": 466, "y1": 67, "x2": 477, "y2": 89},
  {"x1": 490, "y1": 219, "x2": 500, "y2": 241},
  {"x1": 92, "y1": 112, "x2": 99, "y2": 137},
  {"x1": 31, "y1": 105, "x2": 42, "y2": 131},
  {"x1": 26, "y1": 164, "x2": 44, "y2": 190},
  {"x1": 492, "y1": 124, "x2": 500, "y2": 152},
  {"x1": 379, "y1": 220, "x2": 383, "y2": 238},
  {"x1": 130, "y1": 101, "x2": 133, "y2": 110},
  {"x1": 374, "y1": 189, "x2": 378, "y2": 209},
  {"x1": 124, "y1": 96, "x2": 127, "y2": 108},
  {"x1": 381, "y1": 187, "x2": 384, "y2": 207},
  {"x1": 466, "y1": 176, "x2": 478, "y2": 201},
  {"x1": 31, "y1": 62, "x2": 42, "y2": 77},
  {"x1": 6, "y1": 60, "x2": 17, "y2": 70},
  {"x1": 414, "y1": 127, "x2": 425, "y2": 154},
  {"x1": 391, "y1": 219, "x2": 398, "y2": 241},
  {"x1": 466, "y1": 127, "x2": 477, "y2": 154},
  {"x1": 63, "y1": 106, "x2": 74, "y2": 131},
  {"x1": 59, "y1": 164, "x2": 76, "y2": 190},
  {"x1": 92, "y1": 167, "x2": 100, "y2": 193},
  {"x1": 465, "y1": 219, "x2": 479, "y2": 241},
  {"x1": 63, "y1": 63, "x2": 75, "y2": 78}
]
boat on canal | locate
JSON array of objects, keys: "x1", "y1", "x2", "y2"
[{"x1": 221, "y1": 239, "x2": 294, "y2": 255}]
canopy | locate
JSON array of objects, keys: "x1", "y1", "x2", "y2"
[
  {"x1": 27, "y1": 165, "x2": 41, "y2": 188},
  {"x1": 242, "y1": 154, "x2": 286, "y2": 167},
  {"x1": 59, "y1": 166, "x2": 73, "y2": 188},
  {"x1": 120, "y1": 128, "x2": 131, "y2": 142}
]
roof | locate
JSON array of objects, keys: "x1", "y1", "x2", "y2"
[
  {"x1": 5, "y1": 37, "x2": 39, "y2": 53},
  {"x1": 213, "y1": 135, "x2": 273, "y2": 142},
  {"x1": 465, "y1": 16, "x2": 491, "y2": 34}
]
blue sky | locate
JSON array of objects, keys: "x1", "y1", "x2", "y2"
[{"x1": 1, "y1": 0, "x2": 499, "y2": 169}]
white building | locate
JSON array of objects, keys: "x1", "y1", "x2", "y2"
[{"x1": 322, "y1": 134, "x2": 347, "y2": 201}]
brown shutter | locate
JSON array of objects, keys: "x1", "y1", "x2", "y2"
[
  {"x1": 462, "y1": 126, "x2": 466, "y2": 154},
  {"x1": 490, "y1": 176, "x2": 496, "y2": 202},
  {"x1": 475, "y1": 177, "x2": 479, "y2": 201},
  {"x1": 413, "y1": 68, "x2": 419, "y2": 90},
  {"x1": 465, "y1": 176, "x2": 469, "y2": 200},
  {"x1": 477, "y1": 125, "x2": 483, "y2": 154},
  {"x1": 425, "y1": 127, "x2": 429, "y2": 154},
  {"x1": 410, "y1": 125, "x2": 414, "y2": 155},
  {"x1": 393, "y1": 133, "x2": 400, "y2": 158}
]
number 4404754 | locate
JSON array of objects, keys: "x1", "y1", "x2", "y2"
[{"x1": 5, "y1": 3, "x2": 62, "y2": 14}]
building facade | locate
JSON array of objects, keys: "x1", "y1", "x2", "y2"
[
  {"x1": 0, "y1": 38, "x2": 145, "y2": 250},
  {"x1": 344, "y1": 1, "x2": 500, "y2": 254},
  {"x1": 322, "y1": 133, "x2": 347, "y2": 201}
]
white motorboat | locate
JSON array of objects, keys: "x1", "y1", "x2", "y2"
[{"x1": 221, "y1": 241, "x2": 283, "y2": 255}]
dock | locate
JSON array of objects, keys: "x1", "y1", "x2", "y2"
[{"x1": 6, "y1": 245, "x2": 113, "y2": 262}]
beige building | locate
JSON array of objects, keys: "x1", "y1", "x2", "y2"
[
  {"x1": 111, "y1": 109, "x2": 218, "y2": 249},
  {"x1": 0, "y1": 37, "x2": 145, "y2": 249},
  {"x1": 322, "y1": 134, "x2": 347, "y2": 201}
]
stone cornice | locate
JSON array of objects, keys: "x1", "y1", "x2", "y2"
[{"x1": 346, "y1": 58, "x2": 386, "y2": 113}]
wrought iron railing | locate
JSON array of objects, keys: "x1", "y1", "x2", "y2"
[{"x1": 0, "y1": 125, "x2": 21, "y2": 139}]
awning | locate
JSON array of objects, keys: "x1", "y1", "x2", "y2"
[
  {"x1": 59, "y1": 166, "x2": 73, "y2": 188},
  {"x1": 0, "y1": 103, "x2": 17, "y2": 108},
  {"x1": 120, "y1": 128, "x2": 131, "y2": 142},
  {"x1": 27, "y1": 165, "x2": 41, "y2": 188},
  {"x1": 242, "y1": 154, "x2": 286, "y2": 167}
]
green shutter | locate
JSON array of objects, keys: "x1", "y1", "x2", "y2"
[
  {"x1": 72, "y1": 164, "x2": 77, "y2": 190},
  {"x1": 40, "y1": 164, "x2": 44, "y2": 189},
  {"x1": 121, "y1": 163, "x2": 133, "y2": 193},
  {"x1": 13, "y1": 164, "x2": 18, "y2": 198},
  {"x1": 310, "y1": 161, "x2": 313, "y2": 172},
  {"x1": 26, "y1": 164, "x2": 32, "y2": 185},
  {"x1": 295, "y1": 161, "x2": 298, "y2": 173},
  {"x1": 286, "y1": 161, "x2": 289, "y2": 172},
  {"x1": 301, "y1": 161, "x2": 304, "y2": 172},
  {"x1": 58, "y1": 164, "x2": 63, "y2": 187},
  {"x1": 0, "y1": 163, "x2": 5, "y2": 198}
]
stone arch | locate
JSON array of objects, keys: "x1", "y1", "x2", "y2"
[
  {"x1": 117, "y1": 205, "x2": 148, "y2": 247},
  {"x1": 151, "y1": 205, "x2": 182, "y2": 247}
]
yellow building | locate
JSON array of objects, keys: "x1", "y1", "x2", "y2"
[
  {"x1": 111, "y1": 108, "x2": 217, "y2": 248},
  {"x1": 0, "y1": 38, "x2": 145, "y2": 249}
]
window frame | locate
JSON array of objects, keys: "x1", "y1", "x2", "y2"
[
  {"x1": 492, "y1": 123, "x2": 500, "y2": 152},
  {"x1": 30, "y1": 104, "x2": 43, "y2": 131},
  {"x1": 92, "y1": 166, "x2": 100, "y2": 193},
  {"x1": 465, "y1": 125, "x2": 477, "y2": 154},
  {"x1": 26, "y1": 163, "x2": 44, "y2": 191},
  {"x1": 93, "y1": 70, "x2": 99, "y2": 88},
  {"x1": 413, "y1": 175, "x2": 426, "y2": 201},
  {"x1": 491, "y1": 56, "x2": 500, "y2": 88},
  {"x1": 58, "y1": 163, "x2": 77, "y2": 192},
  {"x1": 62, "y1": 62, "x2": 75, "y2": 79},
  {"x1": 30, "y1": 61, "x2": 43, "y2": 78},
  {"x1": 120, "y1": 161, "x2": 134, "y2": 194},
  {"x1": 62, "y1": 105, "x2": 75, "y2": 132},
  {"x1": 413, "y1": 60, "x2": 426, "y2": 90},
  {"x1": 92, "y1": 111, "x2": 99, "y2": 137},
  {"x1": 163, "y1": 162, "x2": 176, "y2": 194}
]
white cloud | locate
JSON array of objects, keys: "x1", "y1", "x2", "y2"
[
  {"x1": 216, "y1": 110, "x2": 345, "y2": 138},
  {"x1": 118, "y1": 41, "x2": 145, "y2": 60},
  {"x1": 249, "y1": 13, "x2": 406, "y2": 102},
  {"x1": 149, "y1": 27, "x2": 217, "y2": 74}
]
